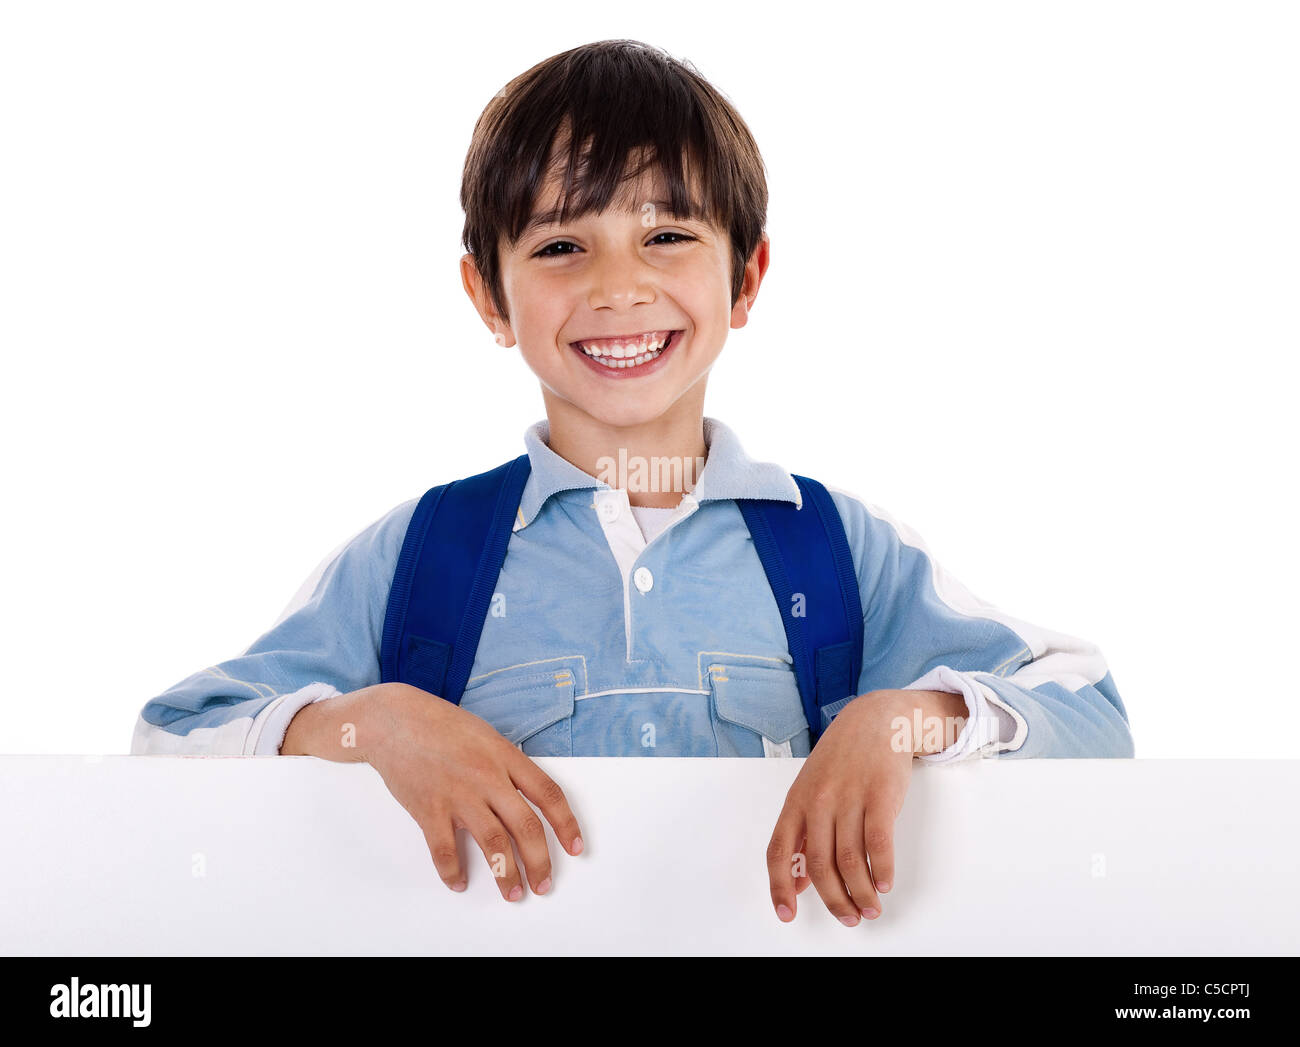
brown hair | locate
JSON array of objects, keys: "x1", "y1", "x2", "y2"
[{"x1": 460, "y1": 40, "x2": 768, "y2": 323}]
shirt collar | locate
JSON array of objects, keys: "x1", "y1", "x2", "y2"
[{"x1": 515, "y1": 416, "x2": 802, "y2": 530}]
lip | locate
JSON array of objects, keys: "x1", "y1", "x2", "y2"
[{"x1": 568, "y1": 329, "x2": 683, "y2": 380}]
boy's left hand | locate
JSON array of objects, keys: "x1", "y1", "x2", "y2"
[{"x1": 765, "y1": 688, "x2": 967, "y2": 926}]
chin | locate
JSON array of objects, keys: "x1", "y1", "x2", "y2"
[
  {"x1": 581, "y1": 398, "x2": 677, "y2": 430},
  {"x1": 539, "y1": 362, "x2": 711, "y2": 430}
]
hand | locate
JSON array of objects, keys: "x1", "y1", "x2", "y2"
[
  {"x1": 765, "y1": 688, "x2": 967, "y2": 926},
  {"x1": 284, "y1": 682, "x2": 584, "y2": 902}
]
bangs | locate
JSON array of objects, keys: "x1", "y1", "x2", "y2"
[{"x1": 500, "y1": 95, "x2": 720, "y2": 247}]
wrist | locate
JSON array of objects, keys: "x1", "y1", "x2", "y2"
[
  {"x1": 282, "y1": 683, "x2": 402, "y2": 763},
  {"x1": 280, "y1": 697, "x2": 332, "y2": 758},
  {"x1": 867, "y1": 688, "x2": 969, "y2": 756}
]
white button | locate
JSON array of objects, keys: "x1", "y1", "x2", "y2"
[
  {"x1": 597, "y1": 498, "x2": 621, "y2": 522},
  {"x1": 633, "y1": 566, "x2": 654, "y2": 593}
]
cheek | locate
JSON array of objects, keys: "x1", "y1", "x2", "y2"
[
  {"x1": 674, "y1": 258, "x2": 731, "y2": 319},
  {"x1": 511, "y1": 295, "x2": 570, "y2": 350}
]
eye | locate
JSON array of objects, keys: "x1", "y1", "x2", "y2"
[
  {"x1": 648, "y1": 231, "x2": 697, "y2": 246},
  {"x1": 533, "y1": 240, "x2": 580, "y2": 258}
]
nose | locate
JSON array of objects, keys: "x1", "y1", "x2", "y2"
[{"x1": 587, "y1": 252, "x2": 655, "y2": 311}]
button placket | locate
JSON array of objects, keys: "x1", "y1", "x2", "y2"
[{"x1": 592, "y1": 488, "x2": 646, "y2": 661}]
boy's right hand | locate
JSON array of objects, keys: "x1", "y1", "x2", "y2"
[{"x1": 282, "y1": 681, "x2": 584, "y2": 901}]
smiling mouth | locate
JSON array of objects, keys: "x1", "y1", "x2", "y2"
[{"x1": 569, "y1": 329, "x2": 681, "y2": 370}]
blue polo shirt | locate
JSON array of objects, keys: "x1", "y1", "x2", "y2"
[{"x1": 131, "y1": 418, "x2": 1134, "y2": 760}]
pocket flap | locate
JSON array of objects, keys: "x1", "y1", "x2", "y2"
[
  {"x1": 459, "y1": 657, "x2": 579, "y2": 745},
  {"x1": 707, "y1": 657, "x2": 809, "y2": 744}
]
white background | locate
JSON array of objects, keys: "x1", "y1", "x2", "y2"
[{"x1": 1, "y1": 1, "x2": 1295, "y2": 756}]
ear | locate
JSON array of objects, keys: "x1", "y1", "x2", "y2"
[
  {"x1": 460, "y1": 252, "x2": 516, "y2": 347},
  {"x1": 729, "y1": 233, "x2": 771, "y2": 331}
]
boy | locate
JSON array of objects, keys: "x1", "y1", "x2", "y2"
[{"x1": 132, "y1": 39, "x2": 1134, "y2": 928}]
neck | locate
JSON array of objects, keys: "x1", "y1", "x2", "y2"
[{"x1": 540, "y1": 391, "x2": 708, "y2": 508}]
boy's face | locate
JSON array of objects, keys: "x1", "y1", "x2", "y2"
[{"x1": 462, "y1": 164, "x2": 769, "y2": 433}]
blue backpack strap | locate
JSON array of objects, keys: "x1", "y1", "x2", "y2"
[
  {"x1": 380, "y1": 454, "x2": 532, "y2": 704},
  {"x1": 736, "y1": 475, "x2": 864, "y2": 742}
]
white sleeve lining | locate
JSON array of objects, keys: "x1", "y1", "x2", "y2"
[
  {"x1": 900, "y1": 665, "x2": 1018, "y2": 764},
  {"x1": 247, "y1": 681, "x2": 343, "y2": 756}
]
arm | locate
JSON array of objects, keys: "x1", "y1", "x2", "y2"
[
  {"x1": 131, "y1": 494, "x2": 586, "y2": 901},
  {"x1": 825, "y1": 487, "x2": 1134, "y2": 760},
  {"x1": 766, "y1": 488, "x2": 1132, "y2": 927},
  {"x1": 130, "y1": 497, "x2": 419, "y2": 756}
]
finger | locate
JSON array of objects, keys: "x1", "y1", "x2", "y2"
[
  {"x1": 490, "y1": 792, "x2": 554, "y2": 896},
  {"x1": 793, "y1": 833, "x2": 813, "y2": 896},
  {"x1": 836, "y1": 808, "x2": 880, "y2": 919},
  {"x1": 418, "y1": 807, "x2": 467, "y2": 892},
  {"x1": 765, "y1": 806, "x2": 805, "y2": 922},
  {"x1": 864, "y1": 803, "x2": 897, "y2": 907},
  {"x1": 510, "y1": 758, "x2": 584, "y2": 857},
  {"x1": 805, "y1": 813, "x2": 861, "y2": 927},
  {"x1": 463, "y1": 806, "x2": 525, "y2": 901}
]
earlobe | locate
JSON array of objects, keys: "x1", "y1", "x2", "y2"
[{"x1": 730, "y1": 293, "x2": 753, "y2": 331}]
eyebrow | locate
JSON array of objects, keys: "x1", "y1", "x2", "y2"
[{"x1": 521, "y1": 198, "x2": 695, "y2": 238}]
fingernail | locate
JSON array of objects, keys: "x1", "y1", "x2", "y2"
[
  {"x1": 536, "y1": 877, "x2": 552, "y2": 895},
  {"x1": 571, "y1": 836, "x2": 584, "y2": 855},
  {"x1": 839, "y1": 914, "x2": 860, "y2": 927},
  {"x1": 451, "y1": 881, "x2": 467, "y2": 892},
  {"x1": 861, "y1": 906, "x2": 880, "y2": 919},
  {"x1": 876, "y1": 881, "x2": 891, "y2": 893},
  {"x1": 776, "y1": 904, "x2": 793, "y2": 921},
  {"x1": 508, "y1": 885, "x2": 523, "y2": 901}
]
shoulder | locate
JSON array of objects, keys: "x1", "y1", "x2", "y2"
[
  {"x1": 270, "y1": 495, "x2": 422, "y2": 627},
  {"x1": 318, "y1": 495, "x2": 424, "y2": 577},
  {"x1": 813, "y1": 479, "x2": 1007, "y2": 624},
  {"x1": 810, "y1": 480, "x2": 930, "y2": 556},
  {"x1": 801, "y1": 479, "x2": 957, "y2": 605}
]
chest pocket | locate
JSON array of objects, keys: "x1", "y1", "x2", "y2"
[
  {"x1": 705, "y1": 655, "x2": 812, "y2": 758},
  {"x1": 458, "y1": 657, "x2": 579, "y2": 757}
]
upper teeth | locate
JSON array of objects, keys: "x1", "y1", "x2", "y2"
[{"x1": 576, "y1": 332, "x2": 671, "y2": 359}]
